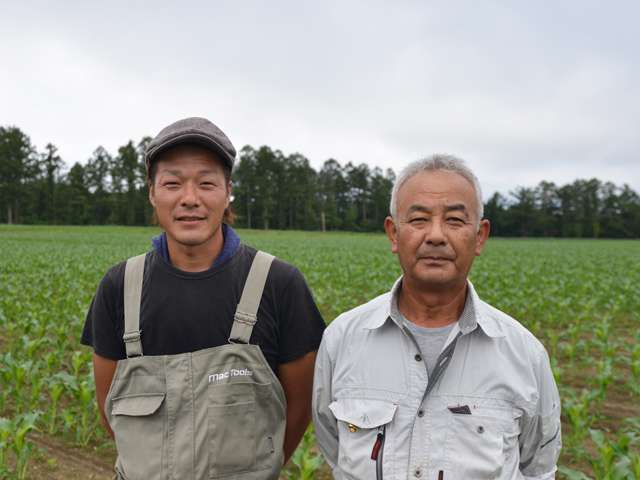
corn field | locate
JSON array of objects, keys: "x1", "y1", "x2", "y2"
[{"x1": 0, "y1": 225, "x2": 639, "y2": 479}]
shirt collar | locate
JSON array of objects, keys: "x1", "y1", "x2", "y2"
[{"x1": 364, "y1": 276, "x2": 505, "y2": 338}]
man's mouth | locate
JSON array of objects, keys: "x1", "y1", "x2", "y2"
[
  {"x1": 420, "y1": 255, "x2": 453, "y2": 262},
  {"x1": 176, "y1": 216, "x2": 206, "y2": 222}
]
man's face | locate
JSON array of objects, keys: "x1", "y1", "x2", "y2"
[
  {"x1": 149, "y1": 146, "x2": 230, "y2": 248},
  {"x1": 384, "y1": 169, "x2": 490, "y2": 292}
]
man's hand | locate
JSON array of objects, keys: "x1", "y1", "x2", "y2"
[
  {"x1": 278, "y1": 351, "x2": 317, "y2": 463},
  {"x1": 92, "y1": 352, "x2": 117, "y2": 438}
]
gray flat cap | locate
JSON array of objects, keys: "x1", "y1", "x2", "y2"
[{"x1": 145, "y1": 117, "x2": 236, "y2": 174}]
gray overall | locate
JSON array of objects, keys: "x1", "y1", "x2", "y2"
[{"x1": 104, "y1": 251, "x2": 287, "y2": 480}]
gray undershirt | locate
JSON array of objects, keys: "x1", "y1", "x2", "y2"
[{"x1": 402, "y1": 319, "x2": 456, "y2": 378}]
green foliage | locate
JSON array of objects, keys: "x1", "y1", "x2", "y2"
[
  {"x1": 2, "y1": 124, "x2": 640, "y2": 236},
  {"x1": 283, "y1": 427, "x2": 324, "y2": 479},
  {"x1": 0, "y1": 412, "x2": 40, "y2": 479},
  {"x1": 560, "y1": 424, "x2": 640, "y2": 480},
  {"x1": 0, "y1": 126, "x2": 38, "y2": 225}
]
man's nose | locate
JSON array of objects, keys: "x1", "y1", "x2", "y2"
[
  {"x1": 180, "y1": 182, "x2": 199, "y2": 207},
  {"x1": 425, "y1": 218, "x2": 446, "y2": 246}
]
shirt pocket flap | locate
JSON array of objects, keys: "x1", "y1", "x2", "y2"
[
  {"x1": 329, "y1": 398, "x2": 397, "y2": 429},
  {"x1": 111, "y1": 393, "x2": 165, "y2": 416}
]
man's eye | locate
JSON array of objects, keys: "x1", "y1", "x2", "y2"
[
  {"x1": 409, "y1": 217, "x2": 428, "y2": 224},
  {"x1": 447, "y1": 217, "x2": 465, "y2": 224},
  {"x1": 164, "y1": 181, "x2": 179, "y2": 187}
]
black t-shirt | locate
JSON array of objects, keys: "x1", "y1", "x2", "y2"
[{"x1": 81, "y1": 244, "x2": 325, "y2": 374}]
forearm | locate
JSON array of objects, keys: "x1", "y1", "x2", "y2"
[
  {"x1": 277, "y1": 351, "x2": 317, "y2": 463},
  {"x1": 92, "y1": 353, "x2": 117, "y2": 439},
  {"x1": 98, "y1": 406, "x2": 115, "y2": 439},
  {"x1": 283, "y1": 403, "x2": 311, "y2": 463}
]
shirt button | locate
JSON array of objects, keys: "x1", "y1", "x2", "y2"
[
  {"x1": 477, "y1": 425, "x2": 485, "y2": 434},
  {"x1": 414, "y1": 353, "x2": 422, "y2": 362},
  {"x1": 417, "y1": 409, "x2": 425, "y2": 417},
  {"x1": 414, "y1": 468, "x2": 422, "y2": 477}
]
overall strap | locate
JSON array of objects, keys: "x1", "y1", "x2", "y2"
[
  {"x1": 229, "y1": 251, "x2": 275, "y2": 344},
  {"x1": 123, "y1": 253, "x2": 146, "y2": 358}
]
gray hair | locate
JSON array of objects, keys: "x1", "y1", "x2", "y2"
[{"x1": 389, "y1": 153, "x2": 484, "y2": 223}]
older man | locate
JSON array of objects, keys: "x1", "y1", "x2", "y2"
[{"x1": 313, "y1": 154, "x2": 561, "y2": 479}]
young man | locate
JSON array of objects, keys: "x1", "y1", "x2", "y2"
[
  {"x1": 313, "y1": 154, "x2": 561, "y2": 479},
  {"x1": 82, "y1": 117, "x2": 325, "y2": 480}
]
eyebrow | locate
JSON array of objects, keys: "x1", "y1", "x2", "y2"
[
  {"x1": 444, "y1": 203, "x2": 469, "y2": 215},
  {"x1": 160, "y1": 169, "x2": 218, "y2": 177},
  {"x1": 160, "y1": 170, "x2": 182, "y2": 177},
  {"x1": 407, "y1": 204, "x2": 432, "y2": 214},
  {"x1": 406, "y1": 203, "x2": 469, "y2": 215}
]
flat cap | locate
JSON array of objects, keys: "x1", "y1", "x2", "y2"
[{"x1": 145, "y1": 117, "x2": 236, "y2": 173}]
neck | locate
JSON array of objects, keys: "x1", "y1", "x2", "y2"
[
  {"x1": 398, "y1": 278, "x2": 468, "y2": 328},
  {"x1": 165, "y1": 228, "x2": 224, "y2": 272}
]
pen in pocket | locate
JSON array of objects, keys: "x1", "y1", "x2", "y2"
[{"x1": 447, "y1": 404, "x2": 471, "y2": 414}]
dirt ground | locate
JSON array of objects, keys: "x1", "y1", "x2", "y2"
[
  {"x1": 26, "y1": 434, "x2": 333, "y2": 479},
  {"x1": 27, "y1": 433, "x2": 115, "y2": 480}
]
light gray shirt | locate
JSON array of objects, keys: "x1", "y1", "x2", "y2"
[
  {"x1": 312, "y1": 278, "x2": 561, "y2": 480},
  {"x1": 403, "y1": 320, "x2": 455, "y2": 378},
  {"x1": 391, "y1": 292, "x2": 457, "y2": 378}
]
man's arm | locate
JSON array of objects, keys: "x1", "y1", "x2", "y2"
[
  {"x1": 519, "y1": 347, "x2": 562, "y2": 479},
  {"x1": 278, "y1": 351, "x2": 317, "y2": 463},
  {"x1": 92, "y1": 352, "x2": 117, "y2": 439},
  {"x1": 83, "y1": 268, "x2": 127, "y2": 440},
  {"x1": 312, "y1": 335, "x2": 339, "y2": 469}
]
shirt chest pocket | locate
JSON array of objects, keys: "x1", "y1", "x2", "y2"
[
  {"x1": 329, "y1": 398, "x2": 397, "y2": 479},
  {"x1": 445, "y1": 404, "x2": 516, "y2": 479}
]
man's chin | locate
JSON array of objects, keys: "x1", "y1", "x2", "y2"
[
  {"x1": 410, "y1": 272, "x2": 461, "y2": 291},
  {"x1": 169, "y1": 230, "x2": 218, "y2": 248},
  {"x1": 175, "y1": 237, "x2": 207, "y2": 247}
]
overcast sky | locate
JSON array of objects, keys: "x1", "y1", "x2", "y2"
[{"x1": 2, "y1": 1, "x2": 638, "y2": 197}]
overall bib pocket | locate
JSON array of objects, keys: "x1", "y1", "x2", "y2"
[
  {"x1": 329, "y1": 398, "x2": 397, "y2": 479},
  {"x1": 110, "y1": 392, "x2": 166, "y2": 480},
  {"x1": 208, "y1": 381, "x2": 275, "y2": 478}
]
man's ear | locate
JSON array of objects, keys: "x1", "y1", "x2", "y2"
[
  {"x1": 226, "y1": 180, "x2": 232, "y2": 208},
  {"x1": 475, "y1": 219, "x2": 491, "y2": 256},
  {"x1": 148, "y1": 181, "x2": 156, "y2": 208},
  {"x1": 384, "y1": 216, "x2": 399, "y2": 254}
]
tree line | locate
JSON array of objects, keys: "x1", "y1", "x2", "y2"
[{"x1": 1, "y1": 125, "x2": 639, "y2": 237}]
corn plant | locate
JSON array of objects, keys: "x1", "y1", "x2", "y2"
[
  {"x1": 73, "y1": 376, "x2": 100, "y2": 446},
  {"x1": 0, "y1": 417, "x2": 11, "y2": 476},
  {"x1": 588, "y1": 427, "x2": 640, "y2": 480},
  {"x1": 45, "y1": 373, "x2": 70, "y2": 434},
  {"x1": 592, "y1": 358, "x2": 614, "y2": 403},
  {"x1": 0, "y1": 354, "x2": 11, "y2": 413},
  {"x1": 283, "y1": 428, "x2": 324, "y2": 480},
  {"x1": 629, "y1": 339, "x2": 640, "y2": 397},
  {"x1": 0, "y1": 412, "x2": 40, "y2": 480},
  {"x1": 563, "y1": 388, "x2": 597, "y2": 456}
]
